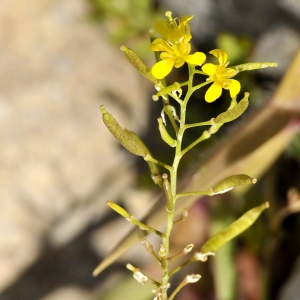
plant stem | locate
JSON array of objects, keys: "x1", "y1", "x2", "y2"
[{"x1": 160, "y1": 65, "x2": 195, "y2": 299}]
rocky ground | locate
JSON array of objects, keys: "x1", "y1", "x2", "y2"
[{"x1": 0, "y1": 1, "x2": 154, "y2": 299}]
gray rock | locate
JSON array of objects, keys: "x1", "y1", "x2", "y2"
[
  {"x1": 251, "y1": 24, "x2": 300, "y2": 77},
  {"x1": 278, "y1": 0, "x2": 300, "y2": 19}
]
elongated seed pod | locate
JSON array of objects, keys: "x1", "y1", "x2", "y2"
[
  {"x1": 162, "y1": 174, "x2": 174, "y2": 211},
  {"x1": 212, "y1": 174, "x2": 257, "y2": 194},
  {"x1": 120, "y1": 45, "x2": 158, "y2": 84},
  {"x1": 107, "y1": 201, "x2": 131, "y2": 219},
  {"x1": 158, "y1": 118, "x2": 177, "y2": 147},
  {"x1": 101, "y1": 106, "x2": 148, "y2": 157},
  {"x1": 232, "y1": 62, "x2": 277, "y2": 74},
  {"x1": 214, "y1": 93, "x2": 249, "y2": 124},
  {"x1": 156, "y1": 82, "x2": 181, "y2": 97},
  {"x1": 200, "y1": 202, "x2": 269, "y2": 253},
  {"x1": 126, "y1": 130, "x2": 163, "y2": 188}
]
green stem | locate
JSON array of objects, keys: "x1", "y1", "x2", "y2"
[
  {"x1": 167, "y1": 280, "x2": 188, "y2": 300},
  {"x1": 164, "y1": 107, "x2": 179, "y2": 134},
  {"x1": 169, "y1": 258, "x2": 194, "y2": 278},
  {"x1": 184, "y1": 119, "x2": 214, "y2": 129},
  {"x1": 144, "y1": 154, "x2": 172, "y2": 171},
  {"x1": 176, "y1": 189, "x2": 213, "y2": 200},
  {"x1": 160, "y1": 64, "x2": 195, "y2": 300},
  {"x1": 192, "y1": 80, "x2": 212, "y2": 92},
  {"x1": 181, "y1": 130, "x2": 211, "y2": 156}
]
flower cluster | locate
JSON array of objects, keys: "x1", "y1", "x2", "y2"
[
  {"x1": 150, "y1": 11, "x2": 206, "y2": 81},
  {"x1": 150, "y1": 11, "x2": 242, "y2": 103}
]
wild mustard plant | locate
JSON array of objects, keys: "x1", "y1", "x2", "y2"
[{"x1": 96, "y1": 11, "x2": 277, "y2": 300}]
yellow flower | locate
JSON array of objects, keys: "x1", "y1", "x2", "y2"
[
  {"x1": 154, "y1": 11, "x2": 193, "y2": 45},
  {"x1": 202, "y1": 49, "x2": 241, "y2": 102},
  {"x1": 150, "y1": 12, "x2": 205, "y2": 80},
  {"x1": 150, "y1": 39, "x2": 206, "y2": 79}
]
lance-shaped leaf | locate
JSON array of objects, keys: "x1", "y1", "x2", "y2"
[
  {"x1": 200, "y1": 202, "x2": 269, "y2": 253},
  {"x1": 93, "y1": 51, "x2": 300, "y2": 276},
  {"x1": 101, "y1": 106, "x2": 148, "y2": 157}
]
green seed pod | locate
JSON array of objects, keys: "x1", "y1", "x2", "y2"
[
  {"x1": 162, "y1": 174, "x2": 174, "y2": 211},
  {"x1": 125, "y1": 130, "x2": 163, "y2": 188},
  {"x1": 214, "y1": 93, "x2": 249, "y2": 124},
  {"x1": 155, "y1": 82, "x2": 181, "y2": 97},
  {"x1": 212, "y1": 174, "x2": 257, "y2": 194},
  {"x1": 232, "y1": 62, "x2": 277, "y2": 74},
  {"x1": 101, "y1": 106, "x2": 148, "y2": 157},
  {"x1": 107, "y1": 201, "x2": 131, "y2": 219},
  {"x1": 158, "y1": 118, "x2": 177, "y2": 147},
  {"x1": 200, "y1": 202, "x2": 269, "y2": 253},
  {"x1": 120, "y1": 45, "x2": 158, "y2": 84}
]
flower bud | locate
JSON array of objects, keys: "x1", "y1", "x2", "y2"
[
  {"x1": 184, "y1": 274, "x2": 201, "y2": 284},
  {"x1": 212, "y1": 174, "x2": 257, "y2": 195},
  {"x1": 200, "y1": 202, "x2": 269, "y2": 253},
  {"x1": 120, "y1": 45, "x2": 158, "y2": 84},
  {"x1": 101, "y1": 106, "x2": 148, "y2": 157},
  {"x1": 214, "y1": 92, "x2": 249, "y2": 124}
]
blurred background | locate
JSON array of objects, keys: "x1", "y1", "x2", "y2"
[{"x1": 1, "y1": 0, "x2": 300, "y2": 299}]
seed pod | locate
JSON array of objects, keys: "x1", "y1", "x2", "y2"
[
  {"x1": 158, "y1": 118, "x2": 177, "y2": 147},
  {"x1": 232, "y1": 62, "x2": 277, "y2": 74},
  {"x1": 212, "y1": 174, "x2": 257, "y2": 195},
  {"x1": 101, "y1": 106, "x2": 148, "y2": 157},
  {"x1": 107, "y1": 201, "x2": 131, "y2": 219},
  {"x1": 200, "y1": 202, "x2": 269, "y2": 253},
  {"x1": 155, "y1": 82, "x2": 181, "y2": 97},
  {"x1": 120, "y1": 45, "x2": 158, "y2": 84},
  {"x1": 126, "y1": 130, "x2": 162, "y2": 188},
  {"x1": 214, "y1": 93, "x2": 249, "y2": 124},
  {"x1": 162, "y1": 174, "x2": 174, "y2": 211}
]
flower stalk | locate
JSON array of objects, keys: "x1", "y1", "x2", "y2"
[{"x1": 95, "y1": 10, "x2": 276, "y2": 300}]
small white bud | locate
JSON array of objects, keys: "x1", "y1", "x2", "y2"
[
  {"x1": 133, "y1": 270, "x2": 148, "y2": 285},
  {"x1": 158, "y1": 244, "x2": 166, "y2": 258},
  {"x1": 183, "y1": 244, "x2": 194, "y2": 254},
  {"x1": 185, "y1": 274, "x2": 201, "y2": 283},
  {"x1": 193, "y1": 251, "x2": 215, "y2": 262}
]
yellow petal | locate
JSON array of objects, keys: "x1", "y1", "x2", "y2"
[
  {"x1": 205, "y1": 82, "x2": 223, "y2": 102},
  {"x1": 229, "y1": 79, "x2": 241, "y2": 98},
  {"x1": 202, "y1": 63, "x2": 217, "y2": 75},
  {"x1": 179, "y1": 15, "x2": 194, "y2": 25},
  {"x1": 151, "y1": 59, "x2": 174, "y2": 79},
  {"x1": 220, "y1": 68, "x2": 237, "y2": 78},
  {"x1": 210, "y1": 49, "x2": 228, "y2": 66},
  {"x1": 184, "y1": 52, "x2": 206, "y2": 65},
  {"x1": 174, "y1": 57, "x2": 185, "y2": 68},
  {"x1": 154, "y1": 21, "x2": 170, "y2": 39},
  {"x1": 160, "y1": 52, "x2": 174, "y2": 59},
  {"x1": 150, "y1": 39, "x2": 172, "y2": 52}
]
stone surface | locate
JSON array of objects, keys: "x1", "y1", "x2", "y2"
[
  {"x1": 251, "y1": 24, "x2": 300, "y2": 77},
  {"x1": 0, "y1": 0, "x2": 152, "y2": 298}
]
